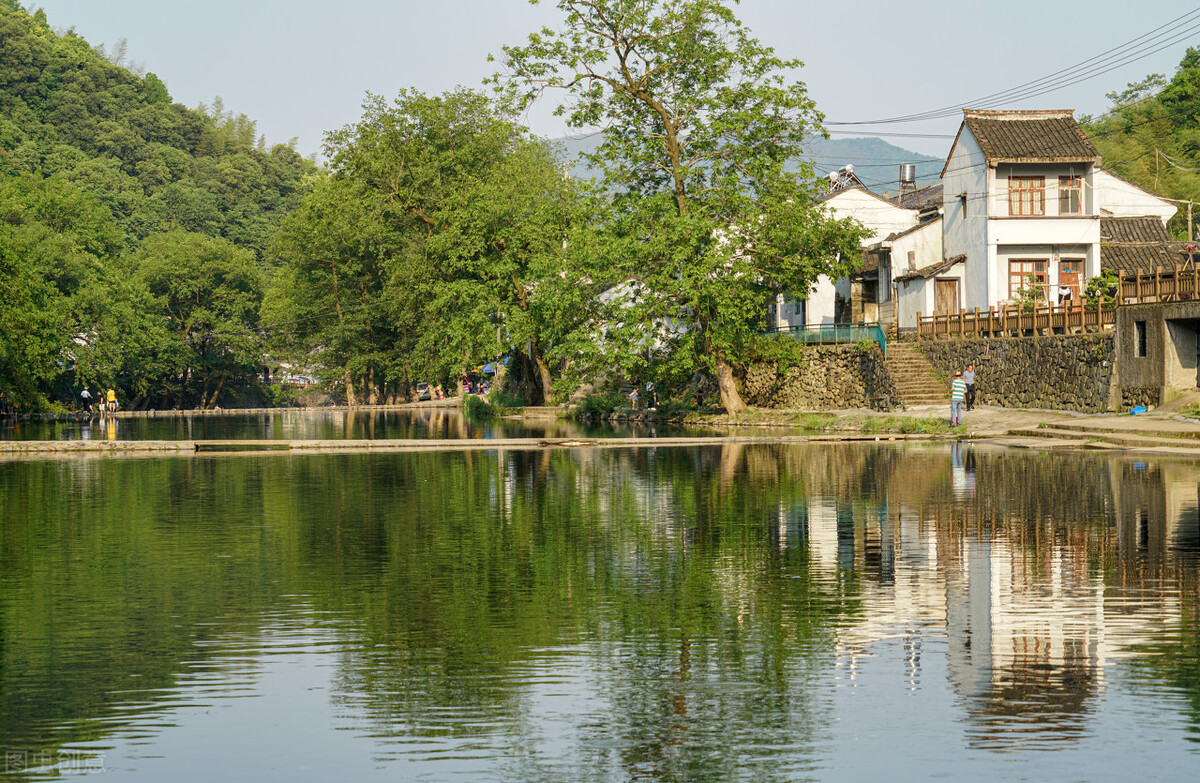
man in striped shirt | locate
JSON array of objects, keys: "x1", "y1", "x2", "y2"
[{"x1": 950, "y1": 371, "x2": 966, "y2": 427}]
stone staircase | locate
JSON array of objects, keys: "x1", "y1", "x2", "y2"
[{"x1": 884, "y1": 343, "x2": 947, "y2": 406}]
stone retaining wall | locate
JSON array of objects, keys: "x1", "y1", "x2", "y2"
[
  {"x1": 914, "y1": 334, "x2": 1115, "y2": 413},
  {"x1": 743, "y1": 344, "x2": 897, "y2": 411}
]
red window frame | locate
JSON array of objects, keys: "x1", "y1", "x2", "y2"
[
  {"x1": 1008, "y1": 176, "x2": 1045, "y2": 216},
  {"x1": 1059, "y1": 176, "x2": 1083, "y2": 215},
  {"x1": 1009, "y1": 259, "x2": 1047, "y2": 301}
]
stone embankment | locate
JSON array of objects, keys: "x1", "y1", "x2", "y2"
[
  {"x1": 915, "y1": 334, "x2": 1114, "y2": 413},
  {"x1": 742, "y1": 344, "x2": 897, "y2": 411}
]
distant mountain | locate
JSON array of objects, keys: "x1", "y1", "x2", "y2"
[{"x1": 548, "y1": 134, "x2": 942, "y2": 192}]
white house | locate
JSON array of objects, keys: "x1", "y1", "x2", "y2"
[
  {"x1": 941, "y1": 109, "x2": 1103, "y2": 312},
  {"x1": 768, "y1": 181, "x2": 932, "y2": 330}
]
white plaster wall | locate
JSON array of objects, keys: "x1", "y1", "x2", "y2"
[
  {"x1": 822, "y1": 188, "x2": 918, "y2": 243},
  {"x1": 805, "y1": 275, "x2": 839, "y2": 325},
  {"x1": 889, "y1": 219, "x2": 943, "y2": 288},
  {"x1": 1094, "y1": 168, "x2": 1178, "y2": 224},
  {"x1": 895, "y1": 261, "x2": 964, "y2": 328},
  {"x1": 942, "y1": 132, "x2": 990, "y2": 309}
]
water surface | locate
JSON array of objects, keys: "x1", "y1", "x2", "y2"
[{"x1": 1, "y1": 443, "x2": 1198, "y2": 781}]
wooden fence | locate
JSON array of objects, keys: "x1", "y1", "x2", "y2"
[
  {"x1": 916, "y1": 264, "x2": 1199, "y2": 339},
  {"x1": 1117, "y1": 264, "x2": 1200, "y2": 304},
  {"x1": 916, "y1": 303, "x2": 1115, "y2": 339}
]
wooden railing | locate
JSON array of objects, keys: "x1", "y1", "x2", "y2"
[
  {"x1": 1117, "y1": 264, "x2": 1200, "y2": 303},
  {"x1": 916, "y1": 302, "x2": 1115, "y2": 339}
]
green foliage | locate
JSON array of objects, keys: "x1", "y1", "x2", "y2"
[
  {"x1": 1013, "y1": 273, "x2": 1044, "y2": 313},
  {"x1": 462, "y1": 393, "x2": 496, "y2": 420},
  {"x1": 0, "y1": 3, "x2": 315, "y2": 410},
  {"x1": 1083, "y1": 268, "x2": 1120, "y2": 309},
  {"x1": 495, "y1": 0, "x2": 869, "y2": 413},
  {"x1": 572, "y1": 391, "x2": 625, "y2": 421},
  {"x1": 1085, "y1": 48, "x2": 1200, "y2": 237}
]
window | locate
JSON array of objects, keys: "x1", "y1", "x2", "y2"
[
  {"x1": 1009, "y1": 176, "x2": 1045, "y2": 216},
  {"x1": 1009, "y1": 259, "x2": 1047, "y2": 301},
  {"x1": 1135, "y1": 320, "x2": 1147, "y2": 357},
  {"x1": 1059, "y1": 176, "x2": 1083, "y2": 214}
]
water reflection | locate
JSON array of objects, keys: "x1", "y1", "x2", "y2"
[
  {"x1": 0, "y1": 407, "x2": 703, "y2": 442},
  {"x1": 1, "y1": 444, "x2": 1198, "y2": 780}
]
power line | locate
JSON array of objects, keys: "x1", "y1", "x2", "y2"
[{"x1": 825, "y1": 7, "x2": 1200, "y2": 127}]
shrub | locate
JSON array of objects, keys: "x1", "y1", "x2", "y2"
[{"x1": 573, "y1": 392, "x2": 624, "y2": 421}]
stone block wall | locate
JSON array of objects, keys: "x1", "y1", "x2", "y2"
[
  {"x1": 743, "y1": 344, "x2": 897, "y2": 411},
  {"x1": 914, "y1": 334, "x2": 1115, "y2": 413}
]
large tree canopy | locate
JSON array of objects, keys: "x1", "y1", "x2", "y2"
[
  {"x1": 276, "y1": 87, "x2": 600, "y2": 404},
  {"x1": 494, "y1": 0, "x2": 867, "y2": 412}
]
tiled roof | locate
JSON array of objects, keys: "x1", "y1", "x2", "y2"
[
  {"x1": 896, "y1": 254, "x2": 966, "y2": 282},
  {"x1": 890, "y1": 183, "x2": 943, "y2": 210},
  {"x1": 962, "y1": 110, "x2": 1099, "y2": 164},
  {"x1": 1100, "y1": 216, "x2": 1193, "y2": 273},
  {"x1": 1100, "y1": 215, "x2": 1170, "y2": 243}
]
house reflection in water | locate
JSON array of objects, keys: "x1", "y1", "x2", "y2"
[{"x1": 776, "y1": 445, "x2": 1200, "y2": 750}]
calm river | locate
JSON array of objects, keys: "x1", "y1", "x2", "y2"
[{"x1": 1, "y1": 440, "x2": 1198, "y2": 781}]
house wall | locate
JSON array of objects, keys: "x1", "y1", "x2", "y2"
[
  {"x1": 1115, "y1": 301, "x2": 1200, "y2": 408},
  {"x1": 1094, "y1": 169, "x2": 1178, "y2": 225},
  {"x1": 897, "y1": 278, "x2": 935, "y2": 329},
  {"x1": 821, "y1": 189, "x2": 918, "y2": 243},
  {"x1": 896, "y1": 259, "x2": 966, "y2": 329},
  {"x1": 994, "y1": 243, "x2": 1094, "y2": 302},
  {"x1": 990, "y1": 163, "x2": 1095, "y2": 217},
  {"x1": 806, "y1": 275, "x2": 839, "y2": 326},
  {"x1": 942, "y1": 132, "x2": 990, "y2": 310},
  {"x1": 888, "y1": 218, "x2": 943, "y2": 288}
]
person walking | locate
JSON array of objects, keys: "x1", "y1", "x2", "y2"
[
  {"x1": 80, "y1": 387, "x2": 92, "y2": 413},
  {"x1": 962, "y1": 363, "x2": 976, "y2": 411},
  {"x1": 950, "y1": 371, "x2": 967, "y2": 427}
]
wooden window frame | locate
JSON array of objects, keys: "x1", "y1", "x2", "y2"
[
  {"x1": 1059, "y1": 176, "x2": 1083, "y2": 215},
  {"x1": 1008, "y1": 176, "x2": 1045, "y2": 216},
  {"x1": 1009, "y1": 259, "x2": 1048, "y2": 301}
]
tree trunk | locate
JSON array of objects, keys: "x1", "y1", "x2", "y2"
[
  {"x1": 204, "y1": 373, "x2": 227, "y2": 409},
  {"x1": 530, "y1": 340, "x2": 553, "y2": 404},
  {"x1": 367, "y1": 366, "x2": 378, "y2": 405},
  {"x1": 344, "y1": 365, "x2": 357, "y2": 406},
  {"x1": 714, "y1": 355, "x2": 747, "y2": 414}
]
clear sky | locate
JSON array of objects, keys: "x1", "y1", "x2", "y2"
[{"x1": 25, "y1": 1, "x2": 1200, "y2": 161}]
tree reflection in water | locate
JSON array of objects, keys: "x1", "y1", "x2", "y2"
[{"x1": 1, "y1": 443, "x2": 1198, "y2": 780}]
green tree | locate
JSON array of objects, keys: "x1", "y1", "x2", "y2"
[
  {"x1": 318, "y1": 87, "x2": 600, "y2": 403},
  {"x1": 494, "y1": 0, "x2": 867, "y2": 412},
  {"x1": 133, "y1": 231, "x2": 264, "y2": 408}
]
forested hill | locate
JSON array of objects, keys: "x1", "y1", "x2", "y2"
[
  {"x1": 1084, "y1": 48, "x2": 1200, "y2": 238},
  {"x1": 0, "y1": 1, "x2": 316, "y2": 410},
  {"x1": 0, "y1": 2, "x2": 315, "y2": 257}
]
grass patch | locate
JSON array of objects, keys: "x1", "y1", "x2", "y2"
[{"x1": 856, "y1": 415, "x2": 956, "y2": 435}]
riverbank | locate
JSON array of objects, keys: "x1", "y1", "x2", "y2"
[{"x1": 2, "y1": 399, "x2": 1198, "y2": 457}]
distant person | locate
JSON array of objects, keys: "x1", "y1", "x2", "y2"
[
  {"x1": 629, "y1": 387, "x2": 639, "y2": 410},
  {"x1": 950, "y1": 371, "x2": 966, "y2": 427},
  {"x1": 106, "y1": 387, "x2": 118, "y2": 412},
  {"x1": 80, "y1": 387, "x2": 92, "y2": 413},
  {"x1": 962, "y1": 364, "x2": 976, "y2": 411}
]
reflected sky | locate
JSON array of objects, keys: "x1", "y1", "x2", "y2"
[{"x1": 1, "y1": 443, "x2": 1198, "y2": 781}]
